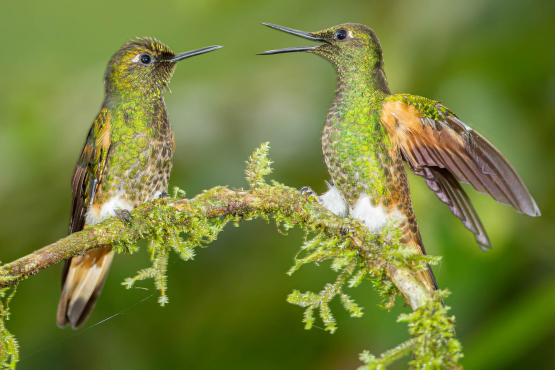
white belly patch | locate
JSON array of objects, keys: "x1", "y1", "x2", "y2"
[
  {"x1": 319, "y1": 182, "x2": 349, "y2": 218},
  {"x1": 318, "y1": 183, "x2": 401, "y2": 235},
  {"x1": 85, "y1": 194, "x2": 133, "y2": 226},
  {"x1": 350, "y1": 194, "x2": 388, "y2": 234}
]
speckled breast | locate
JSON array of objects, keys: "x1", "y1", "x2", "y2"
[
  {"x1": 86, "y1": 102, "x2": 174, "y2": 226},
  {"x1": 322, "y1": 97, "x2": 396, "y2": 209},
  {"x1": 103, "y1": 134, "x2": 172, "y2": 205}
]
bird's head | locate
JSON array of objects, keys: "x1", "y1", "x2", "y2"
[
  {"x1": 105, "y1": 37, "x2": 221, "y2": 95},
  {"x1": 259, "y1": 23, "x2": 384, "y2": 72}
]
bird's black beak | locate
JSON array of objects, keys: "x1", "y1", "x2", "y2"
[
  {"x1": 169, "y1": 45, "x2": 223, "y2": 63},
  {"x1": 258, "y1": 23, "x2": 326, "y2": 55}
]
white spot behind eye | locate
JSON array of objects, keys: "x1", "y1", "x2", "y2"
[{"x1": 131, "y1": 53, "x2": 156, "y2": 64}]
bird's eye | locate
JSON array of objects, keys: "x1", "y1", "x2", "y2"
[
  {"x1": 335, "y1": 29, "x2": 348, "y2": 41},
  {"x1": 140, "y1": 53, "x2": 152, "y2": 65}
]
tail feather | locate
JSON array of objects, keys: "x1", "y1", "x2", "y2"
[
  {"x1": 57, "y1": 246, "x2": 113, "y2": 329},
  {"x1": 407, "y1": 232, "x2": 439, "y2": 292},
  {"x1": 416, "y1": 264, "x2": 439, "y2": 292}
]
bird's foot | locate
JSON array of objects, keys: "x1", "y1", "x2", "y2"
[
  {"x1": 300, "y1": 186, "x2": 320, "y2": 202},
  {"x1": 339, "y1": 225, "x2": 354, "y2": 236},
  {"x1": 158, "y1": 191, "x2": 169, "y2": 199},
  {"x1": 115, "y1": 209, "x2": 133, "y2": 224},
  {"x1": 337, "y1": 220, "x2": 364, "y2": 247},
  {"x1": 337, "y1": 219, "x2": 358, "y2": 236}
]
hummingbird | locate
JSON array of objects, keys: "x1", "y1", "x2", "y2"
[
  {"x1": 260, "y1": 23, "x2": 540, "y2": 292},
  {"x1": 57, "y1": 37, "x2": 222, "y2": 329}
]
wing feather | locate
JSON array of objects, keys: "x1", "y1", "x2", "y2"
[
  {"x1": 62, "y1": 109, "x2": 111, "y2": 288},
  {"x1": 69, "y1": 109, "x2": 111, "y2": 235},
  {"x1": 382, "y1": 95, "x2": 540, "y2": 250}
]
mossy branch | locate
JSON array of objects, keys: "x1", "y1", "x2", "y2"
[
  {"x1": 0, "y1": 185, "x2": 430, "y2": 311},
  {"x1": 0, "y1": 143, "x2": 462, "y2": 369}
]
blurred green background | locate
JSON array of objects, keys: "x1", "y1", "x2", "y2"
[{"x1": 0, "y1": 0, "x2": 554, "y2": 369}]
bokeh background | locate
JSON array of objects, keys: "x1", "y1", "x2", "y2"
[{"x1": 0, "y1": 0, "x2": 554, "y2": 369}]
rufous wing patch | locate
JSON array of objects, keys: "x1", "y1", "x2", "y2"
[{"x1": 381, "y1": 100, "x2": 424, "y2": 149}]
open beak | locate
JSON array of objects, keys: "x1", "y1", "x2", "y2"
[
  {"x1": 258, "y1": 23, "x2": 326, "y2": 55},
  {"x1": 169, "y1": 45, "x2": 223, "y2": 63}
]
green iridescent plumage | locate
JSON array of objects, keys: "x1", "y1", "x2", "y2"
[
  {"x1": 387, "y1": 93, "x2": 455, "y2": 121},
  {"x1": 59, "y1": 37, "x2": 221, "y2": 329},
  {"x1": 261, "y1": 22, "x2": 539, "y2": 292}
]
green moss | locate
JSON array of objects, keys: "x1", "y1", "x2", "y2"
[
  {"x1": 359, "y1": 290, "x2": 462, "y2": 370},
  {"x1": 0, "y1": 143, "x2": 461, "y2": 370},
  {"x1": 0, "y1": 286, "x2": 19, "y2": 369},
  {"x1": 245, "y1": 142, "x2": 273, "y2": 189}
]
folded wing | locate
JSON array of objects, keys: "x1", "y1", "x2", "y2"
[{"x1": 59, "y1": 108, "x2": 112, "y2": 329}]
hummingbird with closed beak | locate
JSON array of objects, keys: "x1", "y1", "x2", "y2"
[
  {"x1": 57, "y1": 38, "x2": 222, "y2": 329},
  {"x1": 260, "y1": 23, "x2": 540, "y2": 292}
]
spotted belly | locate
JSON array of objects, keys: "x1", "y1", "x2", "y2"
[{"x1": 85, "y1": 137, "x2": 173, "y2": 226}]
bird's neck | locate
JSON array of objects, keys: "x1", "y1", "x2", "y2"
[
  {"x1": 106, "y1": 92, "x2": 171, "y2": 139},
  {"x1": 107, "y1": 84, "x2": 165, "y2": 104},
  {"x1": 336, "y1": 62, "x2": 391, "y2": 108},
  {"x1": 327, "y1": 64, "x2": 391, "y2": 130},
  {"x1": 106, "y1": 85, "x2": 168, "y2": 109}
]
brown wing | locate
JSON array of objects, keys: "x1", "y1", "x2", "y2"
[
  {"x1": 61, "y1": 109, "x2": 111, "y2": 286},
  {"x1": 69, "y1": 108, "x2": 111, "y2": 234},
  {"x1": 411, "y1": 165, "x2": 491, "y2": 250},
  {"x1": 382, "y1": 95, "x2": 540, "y2": 248}
]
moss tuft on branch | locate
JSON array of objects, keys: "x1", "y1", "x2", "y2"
[
  {"x1": 245, "y1": 141, "x2": 273, "y2": 189},
  {"x1": 359, "y1": 290, "x2": 462, "y2": 370},
  {"x1": 0, "y1": 286, "x2": 18, "y2": 369}
]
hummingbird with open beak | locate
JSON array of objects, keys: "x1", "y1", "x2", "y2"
[
  {"x1": 260, "y1": 23, "x2": 540, "y2": 292},
  {"x1": 57, "y1": 38, "x2": 222, "y2": 329}
]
